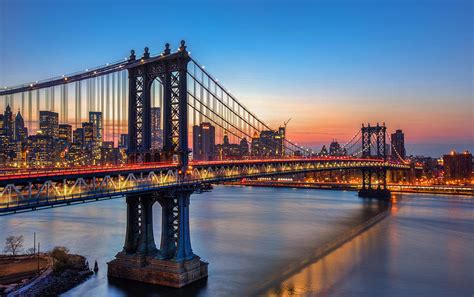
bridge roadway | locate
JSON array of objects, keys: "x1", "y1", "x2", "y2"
[{"x1": 0, "y1": 157, "x2": 415, "y2": 215}]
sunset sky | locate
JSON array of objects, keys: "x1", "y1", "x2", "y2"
[{"x1": 0, "y1": 0, "x2": 472, "y2": 156}]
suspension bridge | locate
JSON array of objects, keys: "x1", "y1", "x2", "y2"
[{"x1": 0, "y1": 41, "x2": 420, "y2": 287}]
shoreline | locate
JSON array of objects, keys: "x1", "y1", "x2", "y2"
[
  {"x1": 231, "y1": 181, "x2": 474, "y2": 196},
  {"x1": 2, "y1": 253, "x2": 92, "y2": 297}
]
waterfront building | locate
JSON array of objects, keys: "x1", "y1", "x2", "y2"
[
  {"x1": 329, "y1": 140, "x2": 343, "y2": 156},
  {"x1": 239, "y1": 138, "x2": 249, "y2": 157},
  {"x1": 319, "y1": 145, "x2": 328, "y2": 156},
  {"x1": 215, "y1": 133, "x2": 241, "y2": 160},
  {"x1": 251, "y1": 132, "x2": 260, "y2": 157},
  {"x1": 101, "y1": 141, "x2": 117, "y2": 164},
  {"x1": 82, "y1": 122, "x2": 94, "y2": 145},
  {"x1": 2, "y1": 105, "x2": 14, "y2": 138},
  {"x1": 391, "y1": 129, "x2": 406, "y2": 161},
  {"x1": 119, "y1": 134, "x2": 128, "y2": 149},
  {"x1": 73, "y1": 128, "x2": 84, "y2": 146},
  {"x1": 39, "y1": 111, "x2": 59, "y2": 139},
  {"x1": 14, "y1": 110, "x2": 28, "y2": 145},
  {"x1": 89, "y1": 112, "x2": 103, "y2": 143},
  {"x1": 27, "y1": 134, "x2": 55, "y2": 166},
  {"x1": 275, "y1": 126, "x2": 285, "y2": 157},
  {"x1": 58, "y1": 124, "x2": 72, "y2": 145},
  {"x1": 260, "y1": 130, "x2": 278, "y2": 157},
  {"x1": 443, "y1": 150, "x2": 472, "y2": 183},
  {"x1": 193, "y1": 122, "x2": 215, "y2": 161}
]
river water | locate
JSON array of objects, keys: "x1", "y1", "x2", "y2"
[{"x1": 0, "y1": 186, "x2": 472, "y2": 296}]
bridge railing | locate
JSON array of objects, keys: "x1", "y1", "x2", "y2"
[{"x1": 0, "y1": 158, "x2": 413, "y2": 213}]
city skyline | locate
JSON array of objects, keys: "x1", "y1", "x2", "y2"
[{"x1": 1, "y1": 0, "x2": 472, "y2": 157}]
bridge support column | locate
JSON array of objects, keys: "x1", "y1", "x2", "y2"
[
  {"x1": 108, "y1": 188, "x2": 208, "y2": 288},
  {"x1": 358, "y1": 169, "x2": 391, "y2": 200}
]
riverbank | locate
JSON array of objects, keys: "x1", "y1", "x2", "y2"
[
  {"x1": 0, "y1": 254, "x2": 50, "y2": 295},
  {"x1": 2, "y1": 253, "x2": 92, "y2": 297},
  {"x1": 235, "y1": 180, "x2": 474, "y2": 196}
]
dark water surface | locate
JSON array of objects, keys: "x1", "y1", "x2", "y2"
[{"x1": 0, "y1": 186, "x2": 472, "y2": 296}]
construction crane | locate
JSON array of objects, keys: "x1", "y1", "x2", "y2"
[{"x1": 283, "y1": 118, "x2": 291, "y2": 128}]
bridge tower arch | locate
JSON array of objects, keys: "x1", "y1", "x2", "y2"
[
  {"x1": 359, "y1": 123, "x2": 391, "y2": 199},
  {"x1": 127, "y1": 41, "x2": 190, "y2": 174}
]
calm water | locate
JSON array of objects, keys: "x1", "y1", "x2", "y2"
[{"x1": 0, "y1": 186, "x2": 472, "y2": 296}]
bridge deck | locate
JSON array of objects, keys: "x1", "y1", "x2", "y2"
[{"x1": 0, "y1": 158, "x2": 417, "y2": 215}]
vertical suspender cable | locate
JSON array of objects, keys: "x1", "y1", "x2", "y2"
[
  {"x1": 112, "y1": 73, "x2": 116, "y2": 144},
  {"x1": 51, "y1": 87, "x2": 55, "y2": 112}
]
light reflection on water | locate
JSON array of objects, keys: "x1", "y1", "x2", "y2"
[
  {"x1": 265, "y1": 194, "x2": 474, "y2": 297},
  {"x1": 0, "y1": 187, "x2": 472, "y2": 296}
]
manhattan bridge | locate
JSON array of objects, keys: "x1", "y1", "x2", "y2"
[{"x1": 0, "y1": 41, "x2": 420, "y2": 287}]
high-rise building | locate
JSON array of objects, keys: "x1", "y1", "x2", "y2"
[
  {"x1": 443, "y1": 150, "x2": 472, "y2": 183},
  {"x1": 14, "y1": 110, "x2": 27, "y2": 144},
  {"x1": 329, "y1": 140, "x2": 342, "y2": 156},
  {"x1": 119, "y1": 134, "x2": 128, "y2": 149},
  {"x1": 391, "y1": 129, "x2": 406, "y2": 161},
  {"x1": 151, "y1": 107, "x2": 162, "y2": 150},
  {"x1": 215, "y1": 133, "x2": 242, "y2": 160},
  {"x1": 2, "y1": 105, "x2": 14, "y2": 138},
  {"x1": 275, "y1": 127, "x2": 285, "y2": 157},
  {"x1": 319, "y1": 145, "x2": 328, "y2": 156},
  {"x1": 89, "y1": 112, "x2": 103, "y2": 143},
  {"x1": 239, "y1": 138, "x2": 249, "y2": 156},
  {"x1": 27, "y1": 134, "x2": 55, "y2": 166},
  {"x1": 58, "y1": 124, "x2": 72, "y2": 144},
  {"x1": 0, "y1": 114, "x2": 4, "y2": 135},
  {"x1": 39, "y1": 111, "x2": 59, "y2": 139},
  {"x1": 193, "y1": 122, "x2": 215, "y2": 161},
  {"x1": 82, "y1": 122, "x2": 94, "y2": 144},
  {"x1": 251, "y1": 132, "x2": 260, "y2": 157},
  {"x1": 73, "y1": 128, "x2": 84, "y2": 145},
  {"x1": 260, "y1": 130, "x2": 278, "y2": 157}
]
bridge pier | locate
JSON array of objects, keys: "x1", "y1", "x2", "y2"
[
  {"x1": 107, "y1": 188, "x2": 208, "y2": 288},
  {"x1": 358, "y1": 168, "x2": 391, "y2": 200}
]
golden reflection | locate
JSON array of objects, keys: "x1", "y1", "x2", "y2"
[{"x1": 263, "y1": 209, "x2": 388, "y2": 296}]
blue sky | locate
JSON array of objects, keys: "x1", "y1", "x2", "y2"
[{"x1": 0, "y1": 0, "x2": 472, "y2": 156}]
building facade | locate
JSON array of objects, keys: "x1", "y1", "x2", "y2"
[
  {"x1": 391, "y1": 129, "x2": 406, "y2": 161},
  {"x1": 193, "y1": 122, "x2": 215, "y2": 161},
  {"x1": 443, "y1": 150, "x2": 472, "y2": 183}
]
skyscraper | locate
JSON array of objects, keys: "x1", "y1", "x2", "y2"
[
  {"x1": 119, "y1": 134, "x2": 129, "y2": 149},
  {"x1": 58, "y1": 124, "x2": 72, "y2": 144},
  {"x1": 151, "y1": 107, "x2": 162, "y2": 150},
  {"x1": 39, "y1": 111, "x2": 59, "y2": 139},
  {"x1": 275, "y1": 127, "x2": 286, "y2": 157},
  {"x1": 82, "y1": 122, "x2": 94, "y2": 144},
  {"x1": 239, "y1": 138, "x2": 249, "y2": 156},
  {"x1": 2, "y1": 105, "x2": 14, "y2": 138},
  {"x1": 193, "y1": 122, "x2": 215, "y2": 161},
  {"x1": 391, "y1": 129, "x2": 406, "y2": 161},
  {"x1": 89, "y1": 112, "x2": 103, "y2": 143},
  {"x1": 260, "y1": 130, "x2": 278, "y2": 157},
  {"x1": 73, "y1": 128, "x2": 84, "y2": 145},
  {"x1": 329, "y1": 140, "x2": 342, "y2": 156},
  {"x1": 14, "y1": 110, "x2": 27, "y2": 144},
  {"x1": 251, "y1": 132, "x2": 260, "y2": 157}
]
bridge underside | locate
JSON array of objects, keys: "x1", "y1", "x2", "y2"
[{"x1": 107, "y1": 186, "x2": 208, "y2": 288}]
